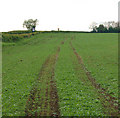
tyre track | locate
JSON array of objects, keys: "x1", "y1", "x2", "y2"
[
  {"x1": 70, "y1": 41, "x2": 119, "y2": 116},
  {"x1": 25, "y1": 46, "x2": 61, "y2": 117}
]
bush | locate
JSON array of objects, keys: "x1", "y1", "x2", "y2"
[{"x1": 2, "y1": 31, "x2": 39, "y2": 42}]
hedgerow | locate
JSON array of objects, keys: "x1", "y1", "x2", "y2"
[{"x1": 2, "y1": 31, "x2": 39, "y2": 42}]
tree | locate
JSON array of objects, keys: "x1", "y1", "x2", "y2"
[
  {"x1": 90, "y1": 21, "x2": 120, "y2": 33},
  {"x1": 23, "y1": 19, "x2": 38, "y2": 32},
  {"x1": 89, "y1": 22, "x2": 97, "y2": 32},
  {"x1": 97, "y1": 24, "x2": 108, "y2": 33},
  {"x1": 108, "y1": 26, "x2": 114, "y2": 33}
]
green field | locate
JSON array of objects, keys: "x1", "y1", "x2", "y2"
[{"x1": 2, "y1": 33, "x2": 118, "y2": 116}]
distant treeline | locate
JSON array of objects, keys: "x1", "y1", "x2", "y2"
[
  {"x1": 90, "y1": 21, "x2": 120, "y2": 33},
  {"x1": 40, "y1": 31, "x2": 90, "y2": 33}
]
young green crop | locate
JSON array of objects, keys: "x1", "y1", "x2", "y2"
[
  {"x1": 55, "y1": 38, "x2": 104, "y2": 116},
  {"x1": 71, "y1": 33, "x2": 118, "y2": 99},
  {"x1": 2, "y1": 33, "x2": 64, "y2": 116},
  {"x1": 2, "y1": 32, "x2": 118, "y2": 116}
]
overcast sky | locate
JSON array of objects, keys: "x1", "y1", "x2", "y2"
[{"x1": 0, "y1": 0, "x2": 119, "y2": 32}]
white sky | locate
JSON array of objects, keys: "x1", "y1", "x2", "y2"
[{"x1": 0, "y1": 0, "x2": 119, "y2": 32}]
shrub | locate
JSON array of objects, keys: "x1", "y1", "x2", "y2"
[{"x1": 2, "y1": 31, "x2": 39, "y2": 42}]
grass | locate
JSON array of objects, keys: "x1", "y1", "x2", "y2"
[{"x1": 2, "y1": 32, "x2": 118, "y2": 116}]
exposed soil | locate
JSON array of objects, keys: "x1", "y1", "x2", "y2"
[
  {"x1": 25, "y1": 47, "x2": 60, "y2": 117},
  {"x1": 61, "y1": 41, "x2": 64, "y2": 45},
  {"x1": 70, "y1": 41, "x2": 119, "y2": 116}
]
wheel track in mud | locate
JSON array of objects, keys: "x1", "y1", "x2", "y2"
[
  {"x1": 25, "y1": 46, "x2": 61, "y2": 117},
  {"x1": 70, "y1": 41, "x2": 119, "y2": 116}
]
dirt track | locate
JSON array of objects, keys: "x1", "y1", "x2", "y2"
[
  {"x1": 25, "y1": 47, "x2": 60, "y2": 117},
  {"x1": 24, "y1": 39, "x2": 118, "y2": 116},
  {"x1": 70, "y1": 41, "x2": 119, "y2": 116}
]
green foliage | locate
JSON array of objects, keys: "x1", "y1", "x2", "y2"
[
  {"x1": 2, "y1": 33, "x2": 63, "y2": 116},
  {"x1": 72, "y1": 33, "x2": 118, "y2": 98},
  {"x1": 2, "y1": 33, "x2": 118, "y2": 116},
  {"x1": 91, "y1": 21, "x2": 120, "y2": 33},
  {"x1": 2, "y1": 31, "x2": 39, "y2": 42},
  {"x1": 55, "y1": 39, "x2": 104, "y2": 116},
  {"x1": 96, "y1": 25, "x2": 108, "y2": 33},
  {"x1": 23, "y1": 19, "x2": 38, "y2": 31},
  {"x1": 6, "y1": 30, "x2": 34, "y2": 34}
]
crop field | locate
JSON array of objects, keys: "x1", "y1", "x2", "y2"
[{"x1": 2, "y1": 33, "x2": 118, "y2": 116}]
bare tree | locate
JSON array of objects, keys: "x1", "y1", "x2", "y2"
[{"x1": 89, "y1": 22, "x2": 97, "y2": 32}]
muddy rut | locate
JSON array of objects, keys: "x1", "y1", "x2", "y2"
[
  {"x1": 25, "y1": 47, "x2": 60, "y2": 117},
  {"x1": 70, "y1": 41, "x2": 119, "y2": 116}
]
